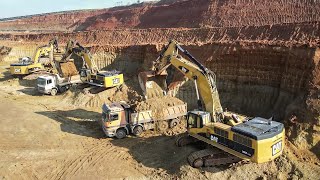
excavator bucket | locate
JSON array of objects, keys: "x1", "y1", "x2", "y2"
[{"x1": 138, "y1": 71, "x2": 168, "y2": 99}]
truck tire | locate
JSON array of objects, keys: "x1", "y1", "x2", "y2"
[
  {"x1": 50, "y1": 88, "x2": 58, "y2": 96},
  {"x1": 116, "y1": 129, "x2": 127, "y2": 139},
  {"x1": 133, "y1": 126, "x2": 143, "y2": 136},
  {"x1": 157, "y1": 121, "x2": 169, "y2": 131},
  {"x1": 170, "y1": 118, "x2": 180, "y2": 128}
]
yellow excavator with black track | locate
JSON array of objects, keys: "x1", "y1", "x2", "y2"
[
  {"x1": 10, "y1": 40, "x2": 56, "y2": 77},
  {"x1": 138, "y1": 40, "x2": 285, "y2": 168},
  {"x1": 74, "y1": 43, "x2": 124, "y2": 89}
]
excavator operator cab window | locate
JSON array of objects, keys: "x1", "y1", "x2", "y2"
[
  {"x1": 187, "y1": 112, "x2": 203, "y2": 129},
  {"x1": 80, "y1": 69, "x2": 89, "y2": 77}
]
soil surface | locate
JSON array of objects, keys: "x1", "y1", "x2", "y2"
[{"x1": 0, "y1": 61, "x2": 319, "y2": 179}]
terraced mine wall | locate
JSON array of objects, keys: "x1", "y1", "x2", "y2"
[
  {"x1": 0, "y1": 0, "x2": 319, "y2": 31},
  {"x1": 1, "y1": 22, "x2": 319, "y2": 47},
  {"x1": 1, "y1": 23, "x2": 319, "y2": 154}
]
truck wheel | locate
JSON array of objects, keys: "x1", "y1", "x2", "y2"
[
  {"x1": 157, "y1": 121, "x2": 169, "y2": 131},
  {"x1": 50, "y1": 89, "x2": 58, "y2": 96},
  {"x1": 133, "y1": 126, "x2": 143, "y2": 136},
  {"x1": 116, "y1": 129, "x2": 127, "y2": 139},
  {"x1": 170, "y1": 118, "x2": 180, "y2": 128}
]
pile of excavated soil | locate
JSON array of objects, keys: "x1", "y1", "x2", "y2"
[
  {"x1": 0, "y1": 46, "x2": 11, "y2": 62},
  {"x1": 0, "y1": 46, "x2": 11, "y2": 56},
  {"x1": 133, "y1": 96, "x2": 184, "y2": 112},
  {"x1": 60, "y1": 62, "x2": 78, "y2": 77},
  {"x1": 61, "y1": 83, "x2": 141, "y2": 109},
  {"x1": 132, "y1": 96, "x2": 185, "y2": 120}
]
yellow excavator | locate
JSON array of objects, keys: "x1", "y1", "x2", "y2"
[
  {"x1": 74, "y1": 43, "x2": 124, "y2": 88},
  {"x1": 138, "y1": 40, "x2": 285, "y2": 167},
  {"x1": 10, "y1": 39, "x2": 56, "y2": 77}
]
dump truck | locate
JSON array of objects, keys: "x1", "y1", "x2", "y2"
[
  {"x1": 101, "y1": 101, "x2": 187, "y2": 139},
  {"x1": 37, "y1": 74, "x2": 81, "y2": 96}
]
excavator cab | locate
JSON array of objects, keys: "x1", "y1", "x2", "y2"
[
  {"x1": 187, "y1": 111, "x2": 211, "y2": 129},
  {"x1": 80, "y1": 68, "x2": 91, "y2": 82}
]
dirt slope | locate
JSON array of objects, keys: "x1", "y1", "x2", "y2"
[{"x1": 1, "y1": 0, "x2": 320, "y2": 32}]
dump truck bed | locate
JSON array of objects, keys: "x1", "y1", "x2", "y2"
[{"x1": 130, "y1": 104, "x2": 187, "y2": 124}]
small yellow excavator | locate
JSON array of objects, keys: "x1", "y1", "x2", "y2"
[
  {"x1": 138, "y1": 40, "x2": 285, "y2": 167},
  {"x1": 10, "y1": 39, "x2": 56, "y2": 77},
  {"x1": 74, "y1": 43, "x2": 124, "y2": 88}
]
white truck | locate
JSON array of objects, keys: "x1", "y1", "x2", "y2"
[
  {"x1": 101, "y1": 101, "x2": 187, "y2": 139},
  {"x1": 37, "y1": 74, "x2": 81, "y2": 95}
]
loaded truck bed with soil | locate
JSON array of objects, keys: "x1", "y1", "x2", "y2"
[{"x1": 101, "y1": 98, "x2": 187, "y2": 139}]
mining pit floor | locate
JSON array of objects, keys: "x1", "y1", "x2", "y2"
[{"x1": 0, "y1": 61, "x2": 319, "y2": 180}]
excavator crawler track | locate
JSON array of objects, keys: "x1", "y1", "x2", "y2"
[
  {"x1": 187, "y1": 148, "x2": 241, "y2": 168},
  {"x1": 175, "y1": 133, "x2": 198, "y2": 147}
]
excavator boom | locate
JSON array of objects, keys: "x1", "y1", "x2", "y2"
[{"x1": 139, "y1": 40, "x2": 223, "y2": 118}]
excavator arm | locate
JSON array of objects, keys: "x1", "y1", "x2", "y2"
[
  {"x1": 139, "y1": 40, "x2": 223, "y2": 120},
  {"x1": 72, "y1": 43, "x2": 99, "y2": 74},
  {"x1": 32, "y1": 44, "x2": 53, "y2": 63}
]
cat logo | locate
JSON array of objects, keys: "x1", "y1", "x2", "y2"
[
  {"x1": 210, "y1": 135, "x2": 218, "y2": 143},
  {"x1": 178, "y1": 66, "x2": 189, "y2": 73},
  {"x1": 272, "y1": 141, "x2": 282, "y2": 156},
  {"x1": 14, "y1": 69, "x2": 21, "y2": 73},
  {"x1": 113, "y1": 78, "x2": 120, "y2": 84}
]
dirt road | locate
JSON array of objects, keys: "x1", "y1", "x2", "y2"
[{"x1": 0, "y1": 62, "x2": 319, "y2": 179}]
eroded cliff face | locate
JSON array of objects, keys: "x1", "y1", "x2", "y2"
[
  {"x1": 0, "y1": 0, "x2": 320, "y2": 32},
  {"x1": 1, "y1": 22, "x2": 319, "y2": 47}
]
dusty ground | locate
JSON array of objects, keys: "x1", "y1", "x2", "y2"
[{"x1": 0, "y1": 62, "x2": 319, "y2": 180}]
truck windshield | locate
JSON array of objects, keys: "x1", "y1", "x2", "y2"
[
  {"x1": 104, "y1": 112, "x2": 119, "y2": 122},
  {"x1": 37, "y1": 78, "x2": 46, "y2": 85}
]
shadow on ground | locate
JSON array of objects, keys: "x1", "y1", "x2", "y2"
[
  {"x1": 36, "y1": 108, "x2": 105, "y2": 138},
  {"x1": 110, "y1": 135, "x2": 227, "y2": 175},
  {"x1": 0, "y1": 68, "x2": 12, "y2": 82},
  {"x1": 17, "y1": 87, "x2": 42, "y2": 96}
]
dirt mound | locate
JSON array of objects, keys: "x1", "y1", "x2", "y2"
[
  {"x1": 61, "y1": 83, "x2": 141, "y2": 109},
  {"x1": 0, "y1": 46, "x2": 12, "y2": 62},
  {"x1": 0, "y1": 46, "x2": 11, "y2": 55},
  {"x1": 133, "y1": 96, "x2": 185, "y2": 112},
  {"x1": 60, "y1": 62, "x2": 78, "y2": 76}
]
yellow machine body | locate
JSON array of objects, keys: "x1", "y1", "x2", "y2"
[
  {"x1": 10, "y1": 62, "x2": 43, "y2": 75},
  {"x1": 10, "y1": 43, "x2": 53, "y2": 76},
  {"x1": 73, "y1": 44, "x2": 124, "y2": 88},
  {"x1": 188, "y1": 119, "x2": 285, "y2": 163}
]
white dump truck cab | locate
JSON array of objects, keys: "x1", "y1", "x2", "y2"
[{"x1": 37, "y1": 75, "x2": 59, "y2": 96}]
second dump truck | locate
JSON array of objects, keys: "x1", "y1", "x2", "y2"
[
  {"x1": 101, "y1": 102, "x2": 187, "y2": 139},
  {"x1": 37, "y1": 74, "x2": 81, "y2": 96}
]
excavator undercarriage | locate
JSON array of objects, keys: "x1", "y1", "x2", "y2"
[{"x1": 176, "y1": 134, "x2": 242, "y2": 168}]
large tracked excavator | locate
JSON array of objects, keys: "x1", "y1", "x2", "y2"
[
  {"x1": 10, "y1": 38, "x2": 78, "y2": 79},
  {"x1": 138, "y1": 40, "x2": 285, "y2": 168},
  {"x1": 10, "y1": 39, "x2": 56, "y2": 77},
  {"x1": 75, "y1": 43, "x2": 124, "y2": 89}
]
